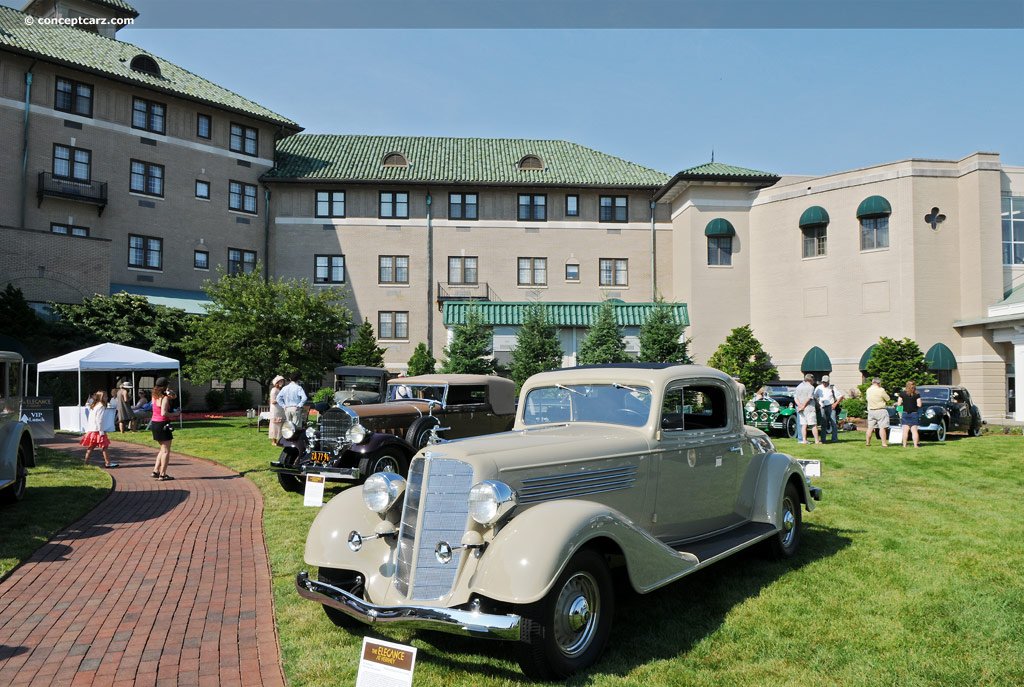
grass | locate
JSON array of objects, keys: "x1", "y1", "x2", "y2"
[
  {"x1": 0, "y1": 446, "x2": 112, "y2": 580},
  {"x1": 116, "y1": 423, "x2": 1024, "y2": 686}
]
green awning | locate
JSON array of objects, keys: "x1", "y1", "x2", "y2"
[
  {"x1": 704, "y1": 218, "x2": 736, "y2": 236},
  {"x1": 859, "y1": 344, "x2": 877, "y2": 371},
  {"x1": 925, "y1": 343, "x2": 958, "y2": 370},
  {"x1": 443, "y1": 301, "x2": 689, "y2": 327},
  {"x1": 799, "y1": 206, "x2": 830, "y2": 227},
  {"x1": 801, "y1": 346, "x2": 832, "y2": 373},
  {"x1": 857, "y1": 195, "x2": 892, "y2": 218}
]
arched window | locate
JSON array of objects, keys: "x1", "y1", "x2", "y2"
[
  {"x1": 799, "y1": 206, "x2": 829, "y2": 258},
  {"x1": 705, "y1": 218, "x2": 735, "y2": 266},
  {"x1": 517, "y1": 155, "x2": 544, "y2": 171},
  {"x1": 857, "y1": 195, "x2": 892, "y2": 251},
  {"x1": 381, "y1": 152, "x2": 409, "y2": 168},
  {"x1": 130, "y1": 55, "x2": 161, "y2": 77}
]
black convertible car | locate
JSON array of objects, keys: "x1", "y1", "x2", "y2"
[{"x1": 888, "y1": 385, "x2": 983, "y2": 441}]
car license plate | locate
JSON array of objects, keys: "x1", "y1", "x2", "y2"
[{"x1": 311, "y1": 451, "x2": 330, "y2": 464}]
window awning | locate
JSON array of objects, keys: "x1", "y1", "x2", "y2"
[
  {"x1": 110, "y1": 283, "x2": 209, "y2": 315},
  {"x1": 799, "y1": 206, "x2": 830, "y2": 227},
  {"x1": 859, "y1": 344, "x2": 877, "y2": 371},
  {"x1": 704, "y1": 218, "x2": 736, "y2": 236},
  {"x1": 925, "y1": 342, "x2": 958, "y2": 370},
  {"x1": 801, "y1": 346, "x2": 832, "y2": 372},
  {"x1": 857, "y1": 195, "x2": 892, "y2": 218}
]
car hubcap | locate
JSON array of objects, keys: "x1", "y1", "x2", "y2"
[
  {"x1": 780, "y1": 499, "x2": 796, "y2": 547},
  {"x1": 553, "y1": 572, "x2": 599, "y2": 657},
  {"x1": 374, "y1": 456, "x2": 398, "y2": 473}
]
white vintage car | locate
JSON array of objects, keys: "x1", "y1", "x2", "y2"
[
  {"x1": 297, "y1": 364, "x2": 821, "y2": 678},
  {"x1": 1, "y1": 351, "x2": 35, "y2": 504}
]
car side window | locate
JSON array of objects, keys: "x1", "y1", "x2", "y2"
[
  {"x1": 446, "y1": 385, "x2": 487, "y2": 406},
  {"x1": 0, "y1": 363, "x2": 7, "y2": 405},
  {"x1": 661, "y1": 384, "x2": 729, "y2": 432},
  {"x1": 951, "y1": 390, "x2": 962, "y2": 403},
  {"x1": 8, "y1": 361, "x2": 19, "y2": 398}
]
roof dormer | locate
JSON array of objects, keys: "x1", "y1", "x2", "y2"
[
  {"x1": 517, "y1": 154, "x2": 545, "y2": 171},
  {"x1": 381, "y1": 152, "x2": 410, "y2": 168}
]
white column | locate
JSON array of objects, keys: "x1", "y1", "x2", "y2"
[{"x1": 1015, "y1": 341, "x2": 1024, "y2": 422}]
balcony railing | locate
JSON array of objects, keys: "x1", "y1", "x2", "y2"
[
  {"x1": 37, "y1": 171, "x2": 108, "y2": 216},
  {"x1": 436, "y1": 281, "x2": 500, "y2": 310}
]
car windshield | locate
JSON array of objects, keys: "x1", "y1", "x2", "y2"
[
  {"x1": 766, "y1": 386, "x2": 794, "y2": 396},
  {"x1": 920, "y1": 387, "x2": 951, "y2": 401},
  {"x1": 336, "y1": 375, "x2": 382, "y2": 392},
  {"x1": 522, "y1": 384, "x2": 652, "y2": 427},
  {"x1": 387, "y1": 384, "x2": 446, "y2": 404}
]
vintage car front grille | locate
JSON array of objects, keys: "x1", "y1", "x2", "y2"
[
  {"x1": 394, "y1": 456, "x2": 475, "y2": 601},
  {"x1": 316, "y1": 408, "x2": 355, "y2": 449},
  {"x1": 518, "y1": 465, "x2": 638, "y2": 504}
]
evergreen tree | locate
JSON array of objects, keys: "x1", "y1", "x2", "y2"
[
  {"x1": 440, "y1": 304, "x2": 496, "y2": 374},
  {"x1": 862, "y1": 336, "x2": 936, "y2": 396},
  {"x1": 638, "y1": 298, "x2": 692, "y2": 364},
  {"x1": 577, "y1": 300, "x2": 630, "y2": 365},
  {"x1": 706, "y1": 324, "x2": 777, "y2": 393},
  {"x1": 510, "y1": 302, "x2": 563, "y2": 391},
  {"x1": 406, "y1": 343, "x2": 436, "y2": 376},
  {"x1": 0, "y1": 284, "x2": 44, "y2": 338},
  {"x1": 341, "y1": 318, "x2": 386, "y2": 367}
]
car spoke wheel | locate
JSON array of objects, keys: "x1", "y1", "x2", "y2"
[
  {"x1": 969, "y1": 422, "x2": 981, "y2": 437},
  {"x1": 935, "y1": 420, "x2": 946, "y2": 442},
  {"x1": 406, "y1": 415, "x2": 441, "y2": 449},
  {"x1": 358, "y1": 450, "x2": 408, "y2": 483},
  {"x1": 516, "y1": 549, "x2": 614, "y2": 680},
  {"x1": 768, "y1": 483, "x2": 802, "y2": 559},
  {"x1": 0, "y1": 445, "x2": 27, "y2": 505},
  {"x1": 785, "y1": 415, "x2": 797, "y2": 440}
]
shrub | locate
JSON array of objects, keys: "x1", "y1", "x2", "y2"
[
  {"x1": 231, "y1": 388, "x2": 253, "y2": 410},
  {"x1": 178, "y1": 389, "x2": 191, "y2": 411},
  {"x1": 843, "y1": 397, "x2": 866, "y2": 419},
  {"x1": 205, "y1": 389, "x2": 224, "y2": 412},
  {"x1": 312, "y1": 387, "x2": 334, "y2": 404}
]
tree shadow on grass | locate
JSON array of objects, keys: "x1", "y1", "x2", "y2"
[{"x1": 409, "y1": 523, "x2": 854, "y2": 682}]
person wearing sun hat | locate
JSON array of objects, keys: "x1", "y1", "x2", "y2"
[{"x1": 268, "y1": 375, "x2": 286, "y2": 445}]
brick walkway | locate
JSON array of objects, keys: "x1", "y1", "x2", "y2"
[{"x1": 0, "y1": 436, "x2": 285, "y2": 687}]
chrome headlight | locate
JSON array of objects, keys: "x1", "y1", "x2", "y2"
[
  {"x1": 305, "y1": 426, "x2": 317, "y2": 440},
  {"x1": 744, "y1": 402, "x2": 755, "y2": 413},
  {"x1": 362, "y1": 472, "x2": 406, "y2": 513},
  {"x1": 769, "y1": 401, "x2": 780, "y2": 413},
  {"x1": 468, "y1": 480, "x2": 518, "y2": 526},
  {"x1": 346, "y1": 423, "x2": 368, "y2": 444},
  {"x1": 924, "y1": 407, "x2": 938, "y2": 417},
  {"x1": 281, "y1": 421, "x2": 297, "y2": 440}
]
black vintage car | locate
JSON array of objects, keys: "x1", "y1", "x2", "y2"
[
  {"x1": 333, "y1": 366, "x2": 391, "y2": 406},
  {"x1": 887, "y1": 385, "x2": 983, "y2": 442}
]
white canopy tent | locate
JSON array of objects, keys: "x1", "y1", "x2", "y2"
[{"x1": 36, "y1": 343, "x2": 183, "y2": 429}]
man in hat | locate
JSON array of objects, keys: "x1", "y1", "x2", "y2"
[{"x1": 814, "y1": 375, "x2": 844, "y2": 443}]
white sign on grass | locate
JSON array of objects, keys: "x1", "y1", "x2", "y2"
[
  {"x1": 356, "y1": 637, "x2": 417, "y2": 687},
  {"x1": 303, "y1": 475, "x2": 325, "y2": 507}
]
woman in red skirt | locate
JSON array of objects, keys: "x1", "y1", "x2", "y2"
[{"x1": 80, "y1": 390, "x2": 118, "y2": 468}]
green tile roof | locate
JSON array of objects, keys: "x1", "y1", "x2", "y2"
[
  {"x1": 675, "y1": 162, "x2": 777, "y2": 178},
  {"x1": 443, "y1": 301, "x2": 689, "y2": 327},
  {"x1": 83, "y1": 0, "x2": 138, "y2": 16},
  {"x1": 266, "y1": 135, "x2": 671, "y2": 186},
  {"x1": 0, "y1": 5, "x2": 298, "y2": 128}
]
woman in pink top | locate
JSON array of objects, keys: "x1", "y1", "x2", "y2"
[{"x1": 150, "y1": 377, "x2": 176, "y2": 480}]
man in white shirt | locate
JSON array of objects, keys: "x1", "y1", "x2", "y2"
[
  {"x1": 793, "y1": 373, "x2": 820, "y2": 445},
  {"x1": 814, "y1": 375, "x2": 844, "y2": 443},
  {"x1": 276, "y1": 372, "x2": 308, "y2": 425}
]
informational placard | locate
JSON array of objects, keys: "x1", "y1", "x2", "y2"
[
  {"x1": 797, "y1": 459, "x2": 821, "y2": 478},
  {"x1": 356, "y1": 637, "x2": 417, "y2": 687},
  {"x1": 21, "y1": 397, "x2": 54, "y2": 440},
  {"x1": 303, "y1": 474, "x2": 325, "y2": 507}
]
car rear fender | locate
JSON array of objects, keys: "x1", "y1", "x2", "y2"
[
  {"x1": 471, "y1": 499, "x2": 700, "y2": 605},
  {"x1": 749, "y1": 452, "x2": 816, "y2": 526},
  {"x1": 1, "y1": 423, "x2": 35, "y2": 483}
]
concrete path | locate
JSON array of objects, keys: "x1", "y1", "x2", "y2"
[{"x1": 0, "y1": 436, "x2": 286, "y2": 687}]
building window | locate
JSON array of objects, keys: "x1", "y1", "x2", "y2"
[
  {"x1": 230, "y1": 123, "x2": 258, "y2": 156},
  {"x1": 195, "y1": 180, "x2": 210, "y2": 199},
  {"x1": 378, "y1": 311, "x2": 409, "y2": 340},
  {"x1": 51, "y1": 223, "x2": 89, "y2": 237},
  {"x1": 566, "y1": 194, "x2": 579, "y2": 217},
  {"x1": 802, "y1": 226, "x2": 827, "y2": 258},
  {"x1": 227, "y1": 248, "x2": 256, "y2": 275},
  {"x1": 315, "y1": 191, "x2": 345, "y2": 218},
  {"x1": 518, "y1": 257, "x2": 547, "y2": 286},
  {"x1": 130, "y1": 160, "x2": 164, "y2": 197},
  {"x1": 599, "y1": 258, "x2": 628, "y2": 286},
  {"x1": 53, "y1": 144, "x2": 91, "y2": 182},
  {"x1": 860, "y1": 216, "x2": 889, "y2": 251},
  {"x1": 315, "y1": 255, "x2": 345, "y2": 284},
  {"x1": 378, "y1": 255, "x2": 409, "y2": 284},
  {"x1": 565, "y1": 263, "x2": 580, "y2": 281},
  {"x1": 194, "y1": 250, "x2": 209, "y2": 269},
  {"x1": 381, "y1": 152, "x2": 409, "y2": 168},
  {"x1": 380, "y1": 191, "x2": 409, "y2": 219},
  {"x1": 129, "y1": 234, "x2": 162, "y2": 270},
  {"x1": 197, "y1": 113, "x2": 211, "y2": 139},
  {"x1": 518, "y1": 194, "x2": 547, "y2": 221},
  {"x1": 55, "y1": 77, "x2": 93, "y2": 117},
  {"x1": 448, "y1": 256, "x2": 478, "y2": 284},
  {"x1": 132, "y1": 97, "x2": 165, "y2": 134},
  {"x1": 229, "y1": 180, "x2": 257, "y2": 214},
  {"x1": 448, "y1": 193, "x2": 478, "y2": 220},
  {"x1": 599, "y1": 196, "x2": 628, "y2": 223},
  {"x1": 517, "y1": 155, "x2": 544, "y2": 170},
  {"x1": 708, "y1": 236, "x2": 732, "y2": 266},
  {"x1": 1002, "y1": 197, "x2": 1024, "y2": 265}
]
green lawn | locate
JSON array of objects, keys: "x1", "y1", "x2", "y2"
[
  {"x1": 0, "y1": 446, "x2": 112, "y2": 580},
  {"x1": 118, "y1": 422, "x2": 1024, "y2": 686}
]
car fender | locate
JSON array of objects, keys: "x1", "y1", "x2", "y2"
[
  {"x1": 470, "y1": 499, "x2": 700, "y2": 605},
  {"x1": 349, "y1": 432, "x2": 413, "y2": 456},
  {"x1": 0, "y1": 421, "x2": 35, "y2": 486},
  {"x1": 304, "y1": 486, "x2": 395, "y2": 576},
  {"x1": 748, "y1": 452, "x2": 815, "y2": 526}
]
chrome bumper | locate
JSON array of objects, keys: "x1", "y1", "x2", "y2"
[
  {"x1": 270, "y1": 463, "x2": 360, "y2": 480},
  {"x1": 295, "y1": 571, "x2": 522, "y2": 640},
  {"x1": 918, "y1": 422, "x2": 942, "y2": 432}
]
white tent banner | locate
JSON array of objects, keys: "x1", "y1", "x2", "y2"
[{"x1": 37, "y1": 342, "x2": 183, "y2": 431}]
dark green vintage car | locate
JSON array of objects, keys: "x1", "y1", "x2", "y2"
[{"x1": 744, "y1": 383, "x2": 800, "y2": 439}]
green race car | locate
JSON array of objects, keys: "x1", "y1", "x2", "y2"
[{"x1": 744, "y1": 383, "x2": 800, "y2": 439}]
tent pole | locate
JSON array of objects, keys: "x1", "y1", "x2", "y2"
[
  {"x1": 177, "y1": 370, "x2": 183, "y2": 428},
  {"x1": 77, "y1": 367, "x2": 83, "y2": 433}
]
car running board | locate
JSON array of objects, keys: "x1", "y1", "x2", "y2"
[{"x1": 673, "y1": 522, "x2": 777, "y2": 566}]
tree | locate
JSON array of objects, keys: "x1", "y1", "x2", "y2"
[
  {"x1": 440, "y1": 304, "x2": 496, "y2": 375},
  {"x1": 638, "y1": 298, "x2": 692, "y2": 364},
  {"x1": 0, "y1": 284, "x2": 44, "y2": 339},
  {"x1": 341, "y1": 318, "x2": 386, "y2": 367},
  {"x1": 706, "y1": 324, "x2": 777, "y2": 394},
  {"x1": 510, "y1": 302, "x2": 563, "y2": 391},
  {"x1": 183, "y1": 266, "x2": 351, "y2": 401},
  {"x1": 577, "y1": 300, "x2": 629, "y2": 365},
  {"x1": 406, "y1": 343, "x2": 436, "y2": 376},
  {"x1": 862, "y1": 336, "x2": 936, "y2": 396}
]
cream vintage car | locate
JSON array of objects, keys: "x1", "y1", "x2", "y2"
[{"x1": 296, "y1": 364, "x2": 821, "y2": 678}]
